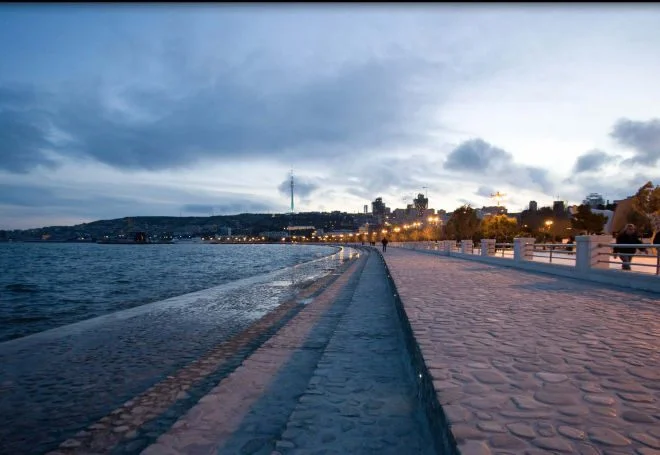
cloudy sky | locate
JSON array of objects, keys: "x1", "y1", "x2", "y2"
[{"x1": 2, "y1": 4, "x2": 660, "y2": 229}]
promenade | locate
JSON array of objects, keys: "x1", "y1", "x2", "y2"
[
  {"x1": 46, "y1": 248, "x2": 436, "y2": 455},
  {"x1": 383, "y1": 247, "x2": 660, "y2": 454},
  {"x1": 32, "y1": 245, "x2": 660, "y2": 455}
]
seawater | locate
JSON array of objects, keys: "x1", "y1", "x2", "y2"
[
  {"x1": 0, "y1": 242, "x2": 341, "y2": 342},
  {"x1": 0, "y1": 242, "x2": 356, "y2": 454}
]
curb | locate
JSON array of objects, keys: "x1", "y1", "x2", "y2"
[{"x1": 376, "y1": 249, "x2": 460, "y2": 455}]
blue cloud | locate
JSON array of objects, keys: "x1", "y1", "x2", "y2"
[{"x1": 0, "y1": 50, "x2": 440, "y2": 173}]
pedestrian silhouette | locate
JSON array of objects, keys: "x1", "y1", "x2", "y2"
[{"x1": 381, "y1": 237, "x2": 389, "y2": 252}]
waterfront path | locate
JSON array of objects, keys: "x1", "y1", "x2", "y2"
[
  {"x1": 46, "y1": 248, "x2": 436, "y2": 455},
  {"x1": 141, "y1": 248, "x2": 434, "y2": 455},
  {"x1": 383, "y1": 248, "x2": 660, "y2": 455}
]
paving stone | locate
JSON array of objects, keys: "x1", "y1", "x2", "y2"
[
  {"x1": 489, "y1": 434, "x2": 528, "y2": 452},
  {"x1": 584, "y1": 394, "x2": 616, "y2": 406},
  {"x1": 451, "y1": 424, "x2": 487, "y2": 442},
  {"x1": 629, "y1": 433, "x2": 660, "y2": 450},
  {"x1": 622, "y1": 410, "x2": 656, "y2": 424},
  {"x1": 557, "y1": 425, "x2": 586, "y2": 440},
  {"x1": 535, "y1": 372, "x2": 569, "y2": 383},
  {"x1": 382, "y1": 249, "x2": 660, "y2": 455},
  {"x1": 588, "y1": 427, "x2": 632, "y2": 447},
  {"x1": 477, "y1": 422, "x2": 507, "y2": 433},
  {"x1": 531, "y1": 436, "x2": 574, "y2": 452},
  {"x1": 511, "y1": 395, "x2": 546, "y2": 411},
  {"x1": 636, "y1": 448, "x2": 660, "y2": 455},
  {"x1": 506, "y1": 422, "x2": 536, "y2": 439},
  {"x1": 472, "y1": 370, "x2": 508, "y2": 385},
  {"x1": 458, "y1": 440, "x2": 493, "y2": 455},
  {"x1": 533, "y1": 390, "x2": 578, "y2": 405}
]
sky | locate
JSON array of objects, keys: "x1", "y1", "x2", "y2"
[{"x1": 1, "y1": 4, "x2": 660, "y2": 229}]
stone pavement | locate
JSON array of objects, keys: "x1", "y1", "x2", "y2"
[
  {"x1": 268, "y1": 248, "x2": 434, "y2": 454},
  {"x1": 44, "y1": 250, "x2": 359, "y2": 455},
  {"x1": 383, "y1": 247, "x2": 660, "y2": 455},
  {"x1": 141, "y1": 249, "x2": 436, "y2": 455}
]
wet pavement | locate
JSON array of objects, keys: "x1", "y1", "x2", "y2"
[
  {"x1": 0, "y1": 249, "x2": 353, "y2": 455},
  {"x1": 142, "y1": 248, "x2": 436, "y2": 455},
  {"x1": 383, "y1": 247, "x2": 660, "y2": 455}
]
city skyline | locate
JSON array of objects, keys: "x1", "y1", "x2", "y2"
[{"x1": 2, "y1": 5, "x2": 660, "y2": 229}]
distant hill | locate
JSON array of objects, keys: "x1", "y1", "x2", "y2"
[{"x1": 0, "y1": 212, "x2": 373, "y2": 242}]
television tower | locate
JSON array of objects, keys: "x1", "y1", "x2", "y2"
[{"x1": 491, "y1": 191, "x2": 506, "y2": 207}]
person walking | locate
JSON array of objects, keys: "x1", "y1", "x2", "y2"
[
  {"x1": 381, "y1": 236, "x2": 389, "y2": 253},
  {"x1": 614, "y1": 224, "x2": 644, "y2": 271},
  {"x1": 650, "y1": 214, "x2": 660, "y2": 271}
]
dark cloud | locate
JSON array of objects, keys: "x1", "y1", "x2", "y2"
[
  {"x1": 475, "y1": 185, "x2": 496, "y2": 197},
  {"x1": 277, "y1": 176, "x2": 319, "y2": 199},
  {"x1": 0, "y1": 182, "x2": 142, "y2": 213},
  {"x1": 572, "y1": 149, "x2": 617, "y2": 174},
  {"x1": 524, "y1": 166, "x2": 553, "y2": 194},
  {"x1": 444, "y1": 138, "x2": 554, "y2": 194},
  {"x1": 611, "y1": 118, "x2": 660, "y2": 166},
  {"x1": 444, "y1": 138, "x2": 512, "y2": 172},
  {"x1": 0, "y1": 51, "x2": 441, "y2": 173},
  {"x1": 181, "y1": 204, "x2": 215, "y2": 214},
  {"x1": 0, "y1": 87, "x2": 57, "y2": 173},
  {"x1": 182, "y1": 201, "x2": 273, "y2": 215}
]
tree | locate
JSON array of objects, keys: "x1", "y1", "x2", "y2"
[
  {"x1": 632, "y1": 181, "x2": 660, "y2": 236},
  {"x1": 571, "y1": 204, "x2": 608, "y2": 234},
  {"x1": 480, "y1": 215, "x2": 518, "y2": 242},
  {"x1": 421, "y1": 224, "x2": 441, "y2": 241},
  {"x1": 445, "y1": 205, "x2": 480, "y2": 240}
]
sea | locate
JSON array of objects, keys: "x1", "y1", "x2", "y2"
[{"x1": 0, "y1": 241, "x2": 356, "y2": 454}]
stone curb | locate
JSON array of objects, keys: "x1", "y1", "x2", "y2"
[{"x1": 376, "y1": 249, "x2": 460, "y2": 455}]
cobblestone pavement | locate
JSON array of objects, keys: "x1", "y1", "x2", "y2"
[
  {"x1": 142, "y1": 249, "x2": 435, "y2": 455},
  {"x1": 139, "y1": 253, "x2": 368, "y2": 455},
  {"x1": 269, "y1": 250, "x2": 434, "y2": 454},
  {"x1": 383, "y1": 248, "x2": 660, "y2": 455}
]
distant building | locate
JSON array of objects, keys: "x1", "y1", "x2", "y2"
[
  {"x1": 529, "y1": 200, "x2": 538, "y2": 212},
  {"x1": 371, "y1": 197, "x2": 390, "y2": 225},
  {"x1": 553, "y1": 200, "x2": 566, "y2": 217},
  {"x1": 261, "y1": 231, "x2": 289, "y2": 240},
  {"x1": 583, "y1": 193, "x2": 605, "y2": 208},
  {"x1": 413, "y1": 193, "x2": 429, "y2": 217},
  {"x1": 476, "y1": 206, "x2": 507, "y2": 219}
]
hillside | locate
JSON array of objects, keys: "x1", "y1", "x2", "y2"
[{"x1": 0, "y1": 212, "x2": 372, "y2": 242}]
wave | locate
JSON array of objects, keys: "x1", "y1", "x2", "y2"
[
  {"x1": 0, "y1": 246, "x2": 353, "y2": 351},
  {"x1": 2, "y1": 315, "x2": 50, "y2": 324},
  {"x1": 5, "y1": 284, "x2": 39, "y2": 293}
]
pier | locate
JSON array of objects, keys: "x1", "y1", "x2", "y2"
[{"x1": 8, "y1": 246, "x2": 659, "y2": 454}]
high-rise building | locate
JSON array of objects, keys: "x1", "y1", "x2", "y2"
[
  {"x1": 364, "y1": 205, "x2": 368, "y2": 214},
  {"x1": 529, "y1": 200, "x2": 538, "y2": 212},
  {"x1": 413, "y1": 193, "x2": 429, "y2": 217},
  {"x1": 553, "y1": 200, "x2": 566, "y2": 216},
  {"x1": 372, "y1": 197, "x2": 388, "y2": 224},
  {"x1": 583, "y1": 193, "x2": 605, "y2": 208}
]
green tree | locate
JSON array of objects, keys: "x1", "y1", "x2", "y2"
[
  {"x1": 571, "y1": 204, "x2": 608, "y2": 234},
  {"x1": 480, "y1": 215, "x2": 518, "y2": 242},
  {"x1": 632, "y1": 181, "x2": 660, "y2": 236},
  {"x1": 626, "y1": 210, "x2": 652, "y2": 237},
  {"x1": 446, "y1": 205, "x2": 480, "y2": 240}
]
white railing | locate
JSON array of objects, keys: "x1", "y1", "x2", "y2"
[
  {"x1": 530, "y1": 243, "x2": 577, "y2": 265},
  {"x1": 494, "y1": 243, "x2": 515, "y2": 258},
  {"x1": 597, "y1": 243, "x2": 660, "y2": 275},
  {"x1": 390, "y1": 238, "x2": 660, "y2": 276}
]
